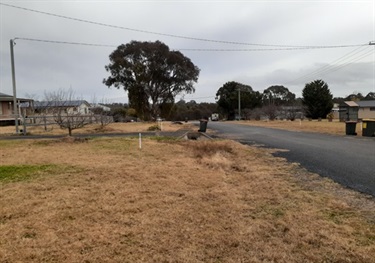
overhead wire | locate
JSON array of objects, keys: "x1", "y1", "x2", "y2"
[
  {"x1": 1, "y1": 2, "x2": 367, "y2": 49},
  {"x1": 3, "y1": 3, "x2": 374, "y2": 95},
  {"x1": 286, "y1": 46, "x2": 374, "y2": 85},
  {"x1": 178, "y1": 46, "x2": 369, "y2": 51},
  {"x1": 14, "y1": 37, "x2": 117, "y2": 48},
  {"x1": 13, "y1": 37, "x2": 374, "y2": 95},
  {"x1": 316, "y1": 48, "x2": 374, "y2": 77},
  {"x1": 13, "y1": 37, "x2": 371, "y2": 52}
]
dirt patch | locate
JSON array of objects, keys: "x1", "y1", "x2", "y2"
[{"x1": 0, "y1": 138, "x2": 374, "y2": 262}]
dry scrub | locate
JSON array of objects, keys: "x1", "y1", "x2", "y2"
[{"x1": 0, "y1": 138, "x2": 374, "y2": 262}]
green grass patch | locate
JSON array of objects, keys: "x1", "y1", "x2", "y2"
[
  {"x1": 0, "y1": 140, "x2": 24, "y2": 148},
  {"x1": 0, "y1": 164, "x2": 69, "y2": 183}
]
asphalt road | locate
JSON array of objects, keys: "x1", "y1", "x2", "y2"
[{"x1": 207, "y1": 121, "x2": 375, "y2": 197}]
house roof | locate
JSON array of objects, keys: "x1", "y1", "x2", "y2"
[
  {"x1": 357, "y1": 100, "x2": 375, "y2": 107},
  {"x1": 339, "y1": 101, "x2": 359, "y2": 107},
  {"x1": 0, "y1": 92, "x2": 12, "y2": 98},
  {"x1": 345, "y1": 101, "x2": 359, "y2": 107},
  {"x1": 20, "y1": 100, "x2": 90, "y2": 108},
  {"x1": 90, "y1": 103, "x2": 111, "y2": 111},
  {"x1": 0, "y1": 92, "x2": 33, "y2": 102}
]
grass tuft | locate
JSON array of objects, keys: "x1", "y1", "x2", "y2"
[
  {"x1": 147, "y1": 124, "x2": 161, "y2": 131},
  {"x1": 184, "y1": 140, "x2": 235, "y2": 158}
]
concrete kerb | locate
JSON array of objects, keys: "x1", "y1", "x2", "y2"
[{"x1": 177, "y1": 131, "x2": 214, "y2": 141}]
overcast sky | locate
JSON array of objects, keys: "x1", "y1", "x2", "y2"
[{"x1": 0, "y1": 0, "x2": 374, "y2": 104}]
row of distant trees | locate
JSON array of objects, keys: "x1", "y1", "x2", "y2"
[
  {"x1": 29, "y1": 84, "x2": 372, "y2": 137},
  {"x1": 104, "y1": 81, "x2": 374, "y2": 122},
  {"x1": 25, "y1": 39, "x2": 373, "y2": 136},
  {"x1": 102, "y1": 40, "x2": 374, "y2": 122}
]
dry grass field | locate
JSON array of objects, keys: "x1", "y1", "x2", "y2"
[
  {"x1": 0, "y1": 121, "x2": 189, "y2": 136},
  {"x1": 0, "y1": 119, "x2": 365, "y2": 137},
  {"x1": 1, "y1": 136, "x2": 374, "y2": 262},
  {"x1": 235, "y1": 119, "x2": 364, "y2": 136}
]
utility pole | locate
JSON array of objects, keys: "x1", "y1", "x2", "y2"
[
  {"x1": 238, "y1": 88, "x2": 241, "y2": 121},
  {"x1": 371, "y1": 41, "x2": 375, "y2": 93},
  {"x1": 10, "y1": 39, "x2": 19, "y2": 134}
]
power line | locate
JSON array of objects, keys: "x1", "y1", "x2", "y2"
[
  {"x1": 286, "y1": 46, "x2": 367, "y2": 84},
  {"x1": 179, "y1": 46, "x2": 369, "y2": 51},
  {"x1": 317, "y1": 49, "x2": 374, "y2": 77},
  {"x1": 1, "y1": 2, "x2": 367, "y2": 49},
  {"x1": 286, "y1": 46, "x2": 374, "y2": 85},
  {"x1": 13, "y1": 37, "x2": 369, "y2": 52},
  {"x1": 14, "y1": 37, "x2": 117, "y2": 47}
]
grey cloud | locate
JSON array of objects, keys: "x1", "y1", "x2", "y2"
[{"x1": 1, "y1": 1, "x2": 373, "y2": 103}]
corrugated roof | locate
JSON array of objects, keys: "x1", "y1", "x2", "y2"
[
  {"x1": 344, "y1": 101, "x2": 359, "y2": 107},
  {"x1": 0, "y1": 92, "x2": 33, "y2": 102},
  {"x1": 0, "y1": 92, "x2": 13, "y2": 97},
  {"x1": 357, "y1": 100, "x2": 375, "y2": 107},
  {"x1": 37, "y1": 100, "x2": 89, "y2": 107}
]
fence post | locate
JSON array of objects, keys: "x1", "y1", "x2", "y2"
[{"x1": 22, "y1": 115, "x2": 26, "y2": 135}]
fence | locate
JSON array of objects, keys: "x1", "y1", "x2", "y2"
[{"x1": 19, "y1": 114, "x2": 113, "y2": 135}]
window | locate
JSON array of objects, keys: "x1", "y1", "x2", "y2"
[{"x1": 370, "y1": 107, "x2": 375, "y2": 111}]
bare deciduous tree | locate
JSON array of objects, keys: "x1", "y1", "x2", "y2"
[
  {"x1": 91, "y1": 107, "x2": 113, "y2": 129},
  {"x1": 44, "y1": 88, "x2": 92, "y2": 136},
  {"x1": 262, "y1": 104, "x2": 279, "y2": 120}
]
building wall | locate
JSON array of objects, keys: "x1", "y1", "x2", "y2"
[
  {"x1": 358, "y1": 107, "x2": 375, "y2": 119},
  {"x1": 65, "y1": 104, "x2": 90, "y2": 115},
  {"x1": 339, "y1": 107, "x2": 358, "y2": 121},
  {"x1": 0, "y1": 101, "x2": 14, "y2": 119},
  {"x1": 78, "y1": 104, "x2": 90, "y2": 114}
]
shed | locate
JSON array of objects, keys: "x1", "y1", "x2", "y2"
[{"x1": 339, "y1": 101, "x2": 359, "y2": 121}]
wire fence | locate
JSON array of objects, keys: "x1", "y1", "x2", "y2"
[{"x1": 18, "y1": 114, "x2": 113, "y2": 134}]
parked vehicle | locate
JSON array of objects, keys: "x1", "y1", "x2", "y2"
[{"x1": 211, "y1": 113, "x2": 219, "y2": 121}]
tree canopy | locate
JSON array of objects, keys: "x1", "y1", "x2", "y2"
[
  {"x1": 262, "y1": 85, "x2": 295, "y2": 106},
  {"x1": 363, "y1": 92, "x2": 375, "y2": 101},
  {"x1": 302, "y1": 80, "x2": 333, "y2": 119},
  {"x1": 216, "y1": 81, "x2": 262, "y2": 120},
  {"x1": 344, "y1": 92, "x2": 364, "y2": 101},
  {"x1": 103, "y1": 40, "x2": 200, "y2": 120}
]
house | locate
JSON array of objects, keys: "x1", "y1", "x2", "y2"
[
  {"x1": 357, "y1": 100, "x2": 375, "y2": 120},
  {"x1": 22, "y1": 100, "x2": 92, "y2": 115},
  {"x1": 338, "y1": 100, "x2": 375, "y2": 121},
  {"x1": 90, "y1": 103, "x2": 111, "y2": 112},
  {"x1": 0, "y1": 92, "x2": 33, "y2": 125}
]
